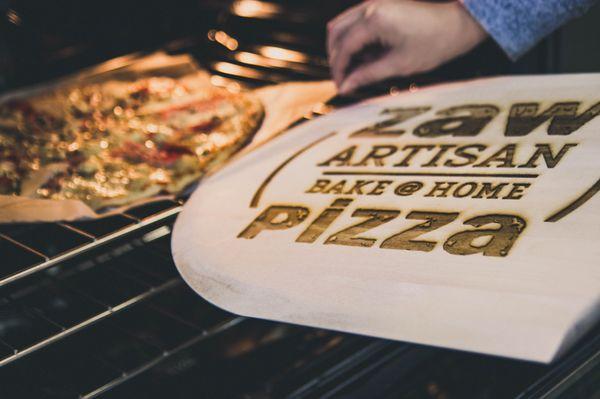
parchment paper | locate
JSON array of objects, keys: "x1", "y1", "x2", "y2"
[{"x1": 0, "y1": 53, "x2": 336, "y2": 223}]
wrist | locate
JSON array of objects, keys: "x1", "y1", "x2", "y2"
[
  {"x1": 449, "y1": 1, "x2": 488, "y2": 52},
  {"x1": 447, "y1": 1, "x2": 488, "y2": 55}
]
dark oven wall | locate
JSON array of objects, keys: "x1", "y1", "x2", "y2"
[{"x1": 1, "y1": 0, "x2": 598, "y2": 92}]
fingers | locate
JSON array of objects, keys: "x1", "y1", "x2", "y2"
[
  {"x1": 327, "y1": 2, "x2": 371, "y2": 85},
  {"x1": 338, "y1": 54, "x2": 397, "y2": 94},
  {"x1": 329, "y1": 23, "x2": 376, "y2": 87},
  {"x1": 327, "y1": 1, "x2": 368, "y2": 50}
]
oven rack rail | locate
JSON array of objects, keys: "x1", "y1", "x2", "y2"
[
  {"x1": 0, "y1": 8, "x2": 348, "y2": 395},
  {"x1": 0, "y1": 220, "x2": 182, "y2": 365},
  {"x1": 83, "y1": 316, "x2": 247, "y2": 398},
  {"x1": 0, "y1": 201, "x2": 183, "y2": 288},
  {"x1": 0, "y1": 276, "x2": 182, "y2": 368}
]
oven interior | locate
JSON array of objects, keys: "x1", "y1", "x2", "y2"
[{"x1": 0, "y1": 1, "x2": 599, "y2": 398}]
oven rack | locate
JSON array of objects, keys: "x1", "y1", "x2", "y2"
[
  {"x1": 1, "y1": 1, "x2": 599, "y2": 397},
  {"x1": 82, "y1": 316, "x2": 248, "y2": 398},
  {"x1": 0, "y1": 201, "x2": 183, "y2": 288},
  {"x1": 0, "y1": 4, "x2": 349, "y2": 394}
]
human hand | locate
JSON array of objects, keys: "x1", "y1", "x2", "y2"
[{"x1": 327, "y1": 0, "x2": 488, "y2": 94}]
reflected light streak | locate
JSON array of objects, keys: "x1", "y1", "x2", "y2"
[
  {"x1": 6, "y1": 9, "x2": 21, "y2": 26},
  {"x1": 212, "y1": 62, "x2": 264, "y2": 80},
  {"x1": 207, "y1": 30, "x2": 239, "y2": 51},
  {"x1": 231, "y1": 0, "x2": 281, "y2": 18},
  {"x1": 257, "y1": 46, "x2": 308, "y2": 63},
  {"x1": 234, "y1": 51, "x2": 289, "y2": 69}
]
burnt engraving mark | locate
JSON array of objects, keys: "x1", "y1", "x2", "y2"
[
  {"x1": 381, "y1": 211, "x2": 459, "y2": 252},
  {"x1": 350, "y1": 107, "x2": 431, "y2": 137},
  {"x1": 238, "y1": 205, "x2": 310, "y2": 239},
  {"x1": 545, "y1": 178, "x2": 600, "y2": 222},
  {"x1": 325, "y1": 208, "x2": 400, "y2": 247},
  {"x1": 250, "y1": 132, "x2": 336, "y2": 208},
  {"x1": 444, "y1": 214, "x2": 526, "y2": 257}
]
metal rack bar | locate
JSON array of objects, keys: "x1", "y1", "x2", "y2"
[
  {"x1": 57, "y1": 222, "x2": 97, "y2": 240},
  {"x1": 0, "y1": 233, "x2": 48, "y2": 261},
  {"x1": 0, "y1": 206, "x2": 182, "y2": 288},
  {"x1": 83, "y1": 316, "x2": 247, "y2": 398},
  {"x1": 517, "y1": 328, "x2": 600, "y2": 399},
  {"x1": 0, "y1": 278, "x2": 182, "y2": 367}
]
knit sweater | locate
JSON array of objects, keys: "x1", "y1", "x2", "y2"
[{"x1": 461, "y1": 0, "x2": 598, "y2": 59}]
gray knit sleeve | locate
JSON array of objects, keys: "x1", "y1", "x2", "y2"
[{"x1": 461, "y1": 0, "x2": 597, "y2": 60}]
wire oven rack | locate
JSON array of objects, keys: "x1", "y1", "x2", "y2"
[{"x1": 1, "y1": 1, "x2": 598, "y2": 398}]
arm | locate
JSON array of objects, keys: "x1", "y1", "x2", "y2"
[
  {"x1": 327, "y1": 0, "x2": 487, "y2": 94},
  {"x1": 462, "y1": 0, "x2": 598, "y2": 60},
  {"x1": 328, "y1": 0, "x2": 598, "y2": 94}
]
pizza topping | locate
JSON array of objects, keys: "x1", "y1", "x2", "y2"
[
  {"x1": 156, "y1": 143, "x2": 194, "y2": 165},
  {"x1": 189, "y1": 116, "x2": 221, "y2": 133},
  {"x1": 173, "y1": 154, "x2": 201, "y2": 175},
  {"x1": 0, "y1": 73, "x2": 263, "y2": 210},
  {"x1": 77, "y1": 157, "x2": 102, "y2": 177},
  {"x1": 110, "y1": 141, "x2": 151, "y2": 163},
  {"x1": 0, "y1": 161, "x2": 19, "y2": 195},
  {"x1": 110, "y1": 140, "x2": 195, "y2": 167},
  {"x1": 149, "y1": 168, "x2": 169, "y2": 184}
]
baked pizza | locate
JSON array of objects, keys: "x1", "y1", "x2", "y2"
[{"x1": 0, "y1": 73, "x2": 263, "y2": 210}]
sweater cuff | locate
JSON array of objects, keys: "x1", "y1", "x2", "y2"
[{"x1": 460, "y1": 0, "x2": 593, "y2": 61}]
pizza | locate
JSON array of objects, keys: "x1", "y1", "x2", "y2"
[{"x1": 0, "y1": 73, "x2": 264, "y2": 210}]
